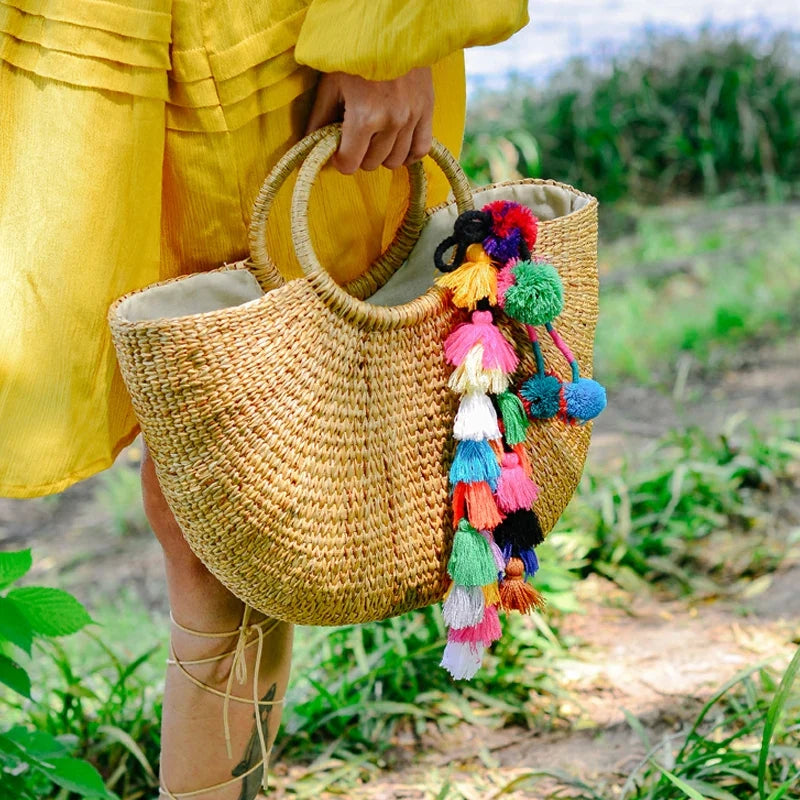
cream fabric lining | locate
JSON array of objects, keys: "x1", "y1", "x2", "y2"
[{"x1": 117, "y1": 183, "x2": 588, "y2": 323}]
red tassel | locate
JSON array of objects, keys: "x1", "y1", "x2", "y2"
[
  {"x1": 500, "y1": 558, "x2": 545, "y2": 614},
  {"x1": 452, "y1": 482, "x2": 467, "y2": 528},
  {"x1": 465, "y1": 481, "x2": 504, "y2": 530}
]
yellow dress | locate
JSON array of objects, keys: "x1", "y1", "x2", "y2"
[{"x1": 0, "y1": 0, "x2": 528, "y2": 498}]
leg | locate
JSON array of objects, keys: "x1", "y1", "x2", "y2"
[{"x1": 141, "y1": 446, "x2": 293, "y2": 799}]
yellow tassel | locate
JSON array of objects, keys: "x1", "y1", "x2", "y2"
[
  {"x1": 436, "y1": 244, "x2": 498, "y2": 310},
  {"x1": 482, "y1": 582, "x2": 501, "y2": 606}
]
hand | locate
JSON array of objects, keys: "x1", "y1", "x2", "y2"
[{"x1": 304, "y1": 67, "x2": 434, "y2": 174}]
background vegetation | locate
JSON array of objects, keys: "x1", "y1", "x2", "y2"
[{"x1": 2, "y1": 27, "x2": 800, "y2": 800}]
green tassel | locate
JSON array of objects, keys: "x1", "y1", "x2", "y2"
[
  {"x1": 496, "y1": 391, "x2": 530, "y2": 445},
  {"x1": 447, "y1": 519, "x2": 498, "y2": 586}
]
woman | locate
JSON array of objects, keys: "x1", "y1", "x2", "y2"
[{"x1": 0, "y1": 1, "x2": 529, "y2": 796}]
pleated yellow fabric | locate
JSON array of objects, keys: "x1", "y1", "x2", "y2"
[{"x1": 0, "y1": 0, "x2": 529, "y2": 498}]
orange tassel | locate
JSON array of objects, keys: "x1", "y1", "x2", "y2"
[
  {"x1": 488, "y1": 438, "x2": 504, "y2": 461},
  {"x1": 452, "y1": 483, "x2": 468, "y2": 527},
  {"x1": 482, "y1": 582, "x2": 501, "y2": 606},
  {"x1": 511, "y1": 442, "x2": 533, "y2": 479},
  {"x1": 435, "y1": 244, "x2": 498, "y2": 310},
  {"x1": 500, "y1": 557, "x2": 546, "y2": 613},
  {"x1": 465, "y1": 481, "x2": 504, "y2": 530}
]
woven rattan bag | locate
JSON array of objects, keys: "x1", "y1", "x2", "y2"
[{"x1": 108, "y1": 125, "x2": 602, "y2": 665}]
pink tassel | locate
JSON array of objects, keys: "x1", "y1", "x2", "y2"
[
  {"x1": 444, "y1": 311, "x2": 519, "y2": 372},
  {"x1": 447, "y1": 604, "x2": 502, "y2": 646},
  {"x1": 440, "y1": 640, "x2": 484, "y2": 680},
  {"x1": 496, "y1": 259, "x2": 518, "y2": 306},
  {"x1": 481, "y1": 530, "x2": 507, "y2": 572},
  {"x1": 495, "y1": 452, "x2": 540, "y2": 513}
]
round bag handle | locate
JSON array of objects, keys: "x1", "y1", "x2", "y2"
[
  {"x1": 248, "y1": 123, "x2": 428, "y2": 298},
  {"x1": 291, "y1": 126, "x2": 475, "y2": 331}
]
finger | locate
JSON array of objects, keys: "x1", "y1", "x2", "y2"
[
  {"x1": 361, "y1": 126, "x2": 405, "y2": 172},
  {"x1": 334, "y1": 109, "x2": 376, "y2": 174},
  {"x1": 405, "y1": 111, "x2": 434, "y2": 165},
  {"x1": 304, "y1": 78, "x2": 341, "y2": 136},
  {"x1": 382, "y1": 123, "x2": 415, "y2": 170}
]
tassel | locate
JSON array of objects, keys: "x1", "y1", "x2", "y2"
[
  {"x1": 488, "y1": 438, "x2": 505, "y2": 461},
  {"x1": 500, "y1": 558, "x2": 546, "y2": 613},
  {"x1": 453, "y1": 393, "x2": 501, "y2": 441},
  {"x1": 496, "y1": 260, "x2": 517, "y2": 306},
  {"x1": 440, "y1": 640, "x2": 484, "y2": 680},
  {"x1": 465, "y1": 481, "x2": 504, "y2": 530},
  {"x1": 496, "y1": 391, "x2": 529, "y2": 446},
  {"x1": 481, "y1": 582, "x2": 501, "y2": 606},
  {"x1": 481, "y1": 530, "x2": 507, "y2": 572},
  {"x1": 448, "y1": 345, "x2": 509, "y2": 395},
  {"x1": 493, "y1": 509, "x2": 544, "y2": 552},
  {"x1": 495, "y1": 453, "x2": 539, "y2": 513},
  {"x1": 448, "y1": 604, "x2": 502, "y2": 646},
  {"x1": 518, "y1": 547, "x2": 539, "y2": 576},
  {"x1": 442, "y1": 584, "x2": 485, "y2": 629},
  {"x1": 444, "y1": 310, "x2": 518, "y2": 372},
  {"x1": 451, "y1": 482, "x2": 467, "y2": 527},
  {"x1": 449, "y1": 439, "x2": 502, "y2": 488},
  {"x1": 435, "y1": 244, "x2": 498, "y2": 310},
  {"x1": 447, "y1": 519, "x2": 499, "y2": 587},
  {"x1": 511, "y1": 442, "x2": 533, "y2": 478}
]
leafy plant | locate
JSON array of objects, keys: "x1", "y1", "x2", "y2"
[{"x1": 0, "y1": 548, "x2": 116, "y2": 799}]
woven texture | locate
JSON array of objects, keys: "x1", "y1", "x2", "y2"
[{"x1": 109, "y1": 125, "x2": 598, "y2": 626}]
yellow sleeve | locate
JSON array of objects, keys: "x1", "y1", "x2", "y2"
[{"x1": 294, "y1": 0, "x2": 529, "y2": 81}]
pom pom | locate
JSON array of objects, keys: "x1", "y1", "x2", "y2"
[
  {"x1": 451, "y1": 482, "x2": 467, "y2": 527},
  {"x1": 444, "y1": 310, "x2": 518, "y2": 373},
  {"x1": 496, "y1": 391, "x2": 530, "y2": 446},
  {"x1": 520, "y1": 374, "x2": 562, "y2": 419},
  {"x1": 448, "y1": 345, "x2": 511, "y2": 395},
  {"x1": 493, "y1": 509, "x2": 544, "y2": 552},
  {"x1": 448, "y1": 604, "x2": 502, "y2": 646},
  {"x1": 496, "y1": 260, "x2": 517, "y2": 305},
  {"x1": 511, "y1": 442, "x2": 533, "y2": 478},
  {"x1": 563, "y1": 378, "x2": 607, "y2": 422},
  {"x1": 482, "y1": 200, "x2": 538, "y2": 262},
  {"x1": 500, "y1": 558, "x2": 546, "y2": 613},
  {"x1": 447, "y1": 519, "x2": 499, "y2": 586},
  {"x1": 482, "y1": 582, "x2": 501, "y2": 606},
  {"x1": 465, "y1": 481, "x2": 504, "y2": 530},
  {"x1": 440, "y1": 640, "x2": 484, "y2": 680},
  {"x1": 481, "y1": 530, "x2": 507, "y2": 572},
  {"x1": 449, "y1": 439, "x2": 502, "y2": 489},
  {"x1": 495, "y1": 453, "x2": 540, "y2": 513},
  {"x1": 435, "y1": 244, "x2": 498, "y2": 310},
  {"x1": 453, "y1": 393, "x2": 501, "y2": 441},
  {"x1": 443, "y1": 584, "x2": 485, "y2": 629},
  {"x1": 503, "y1": 261, "x2": 564, "y2": 326}
]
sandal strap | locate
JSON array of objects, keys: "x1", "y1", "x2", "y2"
[{"x1": 162, "y1": 605, "x2": 285, "y2": 798}]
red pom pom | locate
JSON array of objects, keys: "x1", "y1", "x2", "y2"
[{"x1": 483, "y1": 200, "x2": 538, "y2": 249}]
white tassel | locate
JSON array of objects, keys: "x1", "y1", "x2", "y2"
[
  {"x1": 453, "y1": 393, "x2": 501, "y2": 441},
  {"x1": 448, "y1": 345, "x2": 511, "y2": 395},
  {"x1": 440, "y1": 640, "x2": 484, "y2": 680},
  {"x1": 442, "y1": 584, "x2": 485, "y2": 629}
]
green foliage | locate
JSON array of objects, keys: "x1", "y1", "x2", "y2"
[
  {"x1": 0, "y1": 549, "x2": 116, "y2": 799},
  {"x1": 557, "y1": 419, "x2": 800, "y2": 595},
  {"x1": 463, "y1": 31, "x2": 800, "y2": 204}
]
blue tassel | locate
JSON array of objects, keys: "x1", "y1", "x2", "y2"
[
  {"x1": 518, "y1": 547, "x2": 539, "y2": 576},
  {"x1": 449, "y1": 439, "x2": 502, "y2": 489}
]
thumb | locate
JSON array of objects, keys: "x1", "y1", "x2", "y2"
[{"x1": 304, "y1": 76, "x2": 342, "y2": 136}]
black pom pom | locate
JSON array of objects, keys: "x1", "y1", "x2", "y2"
[{"x1": 493, "y1": 509, "x2": 544, "y2": 551}]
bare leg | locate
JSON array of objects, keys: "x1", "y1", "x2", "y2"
[{"x1": 141, "y1": 446, "x2": 293, "y2": 799}]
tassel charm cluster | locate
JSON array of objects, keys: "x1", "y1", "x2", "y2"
[{"x1": 435, "y1": 200, "x2": 549, "y2": 681}]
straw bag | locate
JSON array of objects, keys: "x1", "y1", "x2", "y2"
[{"x1": 108, "y1": 125, "x2": 602, "y2": 660}]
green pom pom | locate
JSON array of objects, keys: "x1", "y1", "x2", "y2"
[
  {"x1": 447, "y1": 519, "x2": 498, "y2": 586},
  {"x1": 496, "y1": 391, "x2": 529, "y2": 445},
  {"x1": 503, "y1": 261, "x2": 564, "y2": 325}
]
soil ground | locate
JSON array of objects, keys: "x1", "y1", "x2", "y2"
[{"x1": 1, "y1": 330, "x2": 799, "y2": 799}]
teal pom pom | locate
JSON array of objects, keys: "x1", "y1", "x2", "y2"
[
  {"x1": 564, "y1": 378, "x2": 607, "y2": 422},
  {"x1": 447, "y1": 519, "x2": 499, "y2": 586},
  {"x1": 496, "y1": 391, "x2": 529, "y2": 445},
  {"x1": 449, "y1": 439, "x2": 502, "y2": 489},
  {"x1": 502, "y1": 261, "x2": 564, "y2": 325},
  {"x1": 520, "y1": 375, "x2": 562, "y2": 419}
]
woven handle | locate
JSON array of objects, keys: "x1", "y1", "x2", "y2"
[
  {"x1": 247, "y1": 123, "x2": 428, "y2": 297},
  {"x1": 291, "y1": 127, "x2": 475, "y2": 331}
]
